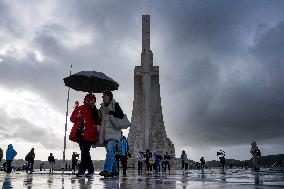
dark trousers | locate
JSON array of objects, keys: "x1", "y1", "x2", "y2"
[
  {"x1": 79, "y1": 140, "x2": 94, "y2": 174},
  {"x1": 163, "y1": 161, "x2": 170, "y2": 172},
  {"x1": 138, "y1": 161, "x2": 143, "y2": 173},
  {"x1": 182, "y1": 161, "x2": 188, "y2": 170},
  {"x1": 146, "y1": 159, "x2": 152, "y2": 171},
  {"x1": 120, "y1": 155, "x2": 127, "y2": 175},
  {"x1": 6, "y1": 160, "x2": 12, "y2": 173},
  {"x1": 116, "y1": 155, "x2": 120, "y2": 173},
  {"x1": 28, "y1": 161, "x2": 34, "y2": 172},
  {"x1": 72, "y1": 160, "x2": 77, "y2": 172}
]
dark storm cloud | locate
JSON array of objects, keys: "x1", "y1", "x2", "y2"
[
  {"x1": 0, "y1": 108, "x2": 62, "y2": 149},
  {"x1": 167, "y1": 18, "x2": 284, "y2": 146}
]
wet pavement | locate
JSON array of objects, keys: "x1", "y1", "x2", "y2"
[{"x1": 1, "y1": 169, "x2": 284, "y2": 189}]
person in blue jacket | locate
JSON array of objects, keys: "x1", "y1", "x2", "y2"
[
  {"x1": 6, "y1": 144, "x2": 17, "y2": 173},
  {"x1": 118, "y1": 131, "x2": 129, "y2": 176}
]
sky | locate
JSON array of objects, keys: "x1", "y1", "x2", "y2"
[{"x1": 0, "y1": 0, "x2": 284, "y2": 162}]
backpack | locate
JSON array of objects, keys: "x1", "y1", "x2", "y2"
[
  {"x1": 119, "y1": 137, "x2": 129, "y2": 156},
  {"x1": 25, "y1": 154, "x2": 30, "y2": 161}
]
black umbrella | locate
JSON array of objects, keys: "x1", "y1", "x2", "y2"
[{"x1": 63, "y1": 71, "x2": 119, "y2": 93}]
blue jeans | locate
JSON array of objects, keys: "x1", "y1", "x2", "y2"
[{"x1": 104, "y1": 139, "x2": 117, "y2": 173}]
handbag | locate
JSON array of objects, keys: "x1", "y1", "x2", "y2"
[
  {"x1": 92, "y1": 125, "x2": 105, "y2": 148},
  {"x1": 75, "y1": 121, "x2": 85, "y2": 142},
  {"x1": 110, "y1": 114, "x2": 132, "y2": 129}
]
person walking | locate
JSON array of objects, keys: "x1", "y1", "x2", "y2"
[
  {"x1": 69, "y1": 93, "x2": 98, "y2": 177},
  {"x1": 71, "y1": 152, "x2": 79, "y2": 174},
  {"x1": 250, "y1": 141, "x2": 261, "y2": 171},
  {"x1": 145, "y1": 149, "x2": 153, "y2": 173},
  {"x1": 217, "y1": 150, "x2": 226, "y2": 170},
  {"x1": 25, "y1": 148, "x2": 35, "y2": 174},
  {"x1": 48, "y1": 153, "x2": 55, "y2": 173},
  {"x1": 181, "y1": 150, "x2": 188, "y2": 173},
  {"x1": 200, "y1": 157, "x2": 206, "y2": 172},
  {"x1": 117, "y1": 131, "x2": 129, "y2": 176},
  {"x1": 163, "y1": 152, "x2": 171, "y2": 172},
  {"x1": 5, "y1": 144, "x2": 17, "y2": 173},
  {"x1": 137, "y1": 152, "x2": 144, "y2": 174},
  {"x1": 98, "y1": 91, "x2": 125, "y2": 177}
]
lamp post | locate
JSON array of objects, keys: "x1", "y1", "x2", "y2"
[{"x1": 62, "y1": 65, "x2": 72, "y2": 171}]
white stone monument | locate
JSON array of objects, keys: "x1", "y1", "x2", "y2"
[{"x1": 128, "y1": 15, "x2": 175, "y2": 158}]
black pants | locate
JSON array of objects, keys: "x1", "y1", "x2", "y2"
[
  {"x1": 138, "y1": 161, "x2": 143, "y2": 173},
  {"x1": 6, "y1": 160, "x2": 12, "y2": 173},
  {"x1": 28, "y1": 161, "x2": 34, "y2": 172},
  {"x1": 116, "y1": 155, "x2": 120, "y2": 173},
  {"x1": 72, "y1": 160, "x2": 77, "y2": 172},
  {"x1": 79, "y1": 140, "x2": 94, "y2": 174},
  {"x1": 146, "y1": 160, "x2": 152, "y2": 172},
  {"x1": 182, "y1": 161, "x2": 188, "y2": 170},
  {"x1": 120, "y1": 155, "x2": 128, "y2": 175},
  {"x1": 164, "y1": 161, "x2": 170, "y2": 172}
]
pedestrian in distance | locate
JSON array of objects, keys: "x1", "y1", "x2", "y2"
[
  {"x1": 5, "y1": 144, "x2": 17, "y2": 173},
  {"x1": 163, "y1": 152, "x2": 172, "y2": 173},
  {"x1": 48, "y1": 153, "x2": 55, "y2": 173},
  {"x1": 250, "y1": 141, "x2": 261, "y2": 171},
  {"x1": 25, "y1": 148, "x2": 35, "y2": 174},
  {"x1": 71, "y1": 152, "x2": 80, "y2": 174},
  {"x1": 180, "y1": 150, "x2": 189, "y2": 173}
]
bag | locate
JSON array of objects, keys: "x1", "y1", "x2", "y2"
[
  {"x1": 92, "y1": 125, "x2": 105, "y2": 148},
  {"x1": 110, "y1": 114, "x2": 132, "y2": 129},
  {"x1": 25, "y1": 154, "x2": 30, "y2": 161},
  {"x1": 257, "y1": 149, "x2": 261, "y2": 157},
  {"x1": 75, "y1": 121, "x2": 85, "y2": 142}
]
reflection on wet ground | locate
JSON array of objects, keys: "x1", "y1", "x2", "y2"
[{"x1": 0, "y1": 168, "x2": 283, "y2": 189}]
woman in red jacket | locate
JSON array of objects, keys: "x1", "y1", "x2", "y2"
[{"x1": 69, "y1": 93, "x2": 98, "y2": 177}]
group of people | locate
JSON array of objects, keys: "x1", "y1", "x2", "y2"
[
  {"x1": 69, "y1": 90, "x2": 130, "y2": 177},
  {"x1": 0, "y1": 146, "x2": 56, "y2": 174},
  {"x1": 136, "y1": 150, "x2": 172, "y2": 174},
  {"x1": 179, "y1": 141, "x2": 262, "y2": 172}
]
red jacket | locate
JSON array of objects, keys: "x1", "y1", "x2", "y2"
[{"x1": 69, "y1": 105, "x2": 97, "y2": 144}]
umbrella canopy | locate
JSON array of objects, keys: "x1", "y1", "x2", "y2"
[{"x1": 63, "y1": 71, "x2": 119, "y2": 93}]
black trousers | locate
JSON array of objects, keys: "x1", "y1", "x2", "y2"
[
  {"x1": 6, "y1": 160, "x2": 12, "y2": 173},
  {"x1": 27, "y1": 161, "x2": 34, "y2": 172},
  {"x1": 163, "y1": 161, "x2": 170, "y2": 172},
  {"x1": 79, "y1": 140, "x2": 94, "y2": 174},
  {"x1": 146, "y1": 159, "x2": 152, "y2": 171},
  {"x1": 120, "y1": 155, "x2": 128, "y2": 175},
  {"x1": 138, "y1": 161, "x2": 143, "y2": 173},
  {"x1": 182, "y1": 161, "x2": 188, "y2": 170},
  {"x1": 116, "y1": 155, "x2": 120, "y2": 173}
]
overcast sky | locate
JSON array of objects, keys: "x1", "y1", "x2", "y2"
[{"x1": 0, "y1": 0, "x2": 283, "y2": 162}]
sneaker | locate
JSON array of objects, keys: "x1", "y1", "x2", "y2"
[
  {"x1": 76, "y1": 173, "x2": 84, "y2": 177},
  {"x1": 99, "y1": 170, "x2": 109, "y2": 177},
  {"x1": 85, "y1": 172, "x2": 94, "y2": 177}
]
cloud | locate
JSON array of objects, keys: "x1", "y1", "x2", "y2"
[
  {"x1": 171, "y1": 20, "x2": 284, "y2": 148},
  {"x1": 0, "y1": 107, "x2": 62, "y2": 149}
]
